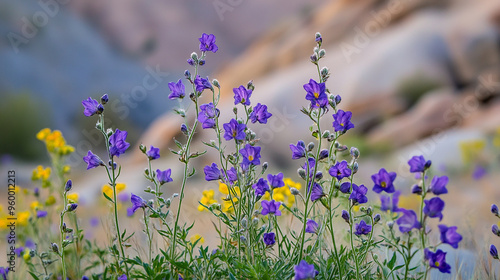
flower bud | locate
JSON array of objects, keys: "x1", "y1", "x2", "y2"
[
  {"x1": 319, "y1": 49, "x2": 326, "y2": 58},
  {"x1": 315, "y1": 32, "x2": 322, "y2": 43},
  {"x1": 233, "y1": 107, "x2": 238, "y2": 115},
  {"x1": 307, "y1": 142, "x2": 315, "y2": 151},
  {"x1": 310, "y1": 54, "x2": 318, "y2": 63},
  {"x1": 247, "y1": 80, "x2": 255, "y2": 91},
  {"x1": 240, "y1": 236, "x2": 247, "y2": 244},
  {"x1": 165, "y1": 198, "x2": 171, "y2": 208},
  {"x1": 187, "y1": 59, "x2": 195, "y2": 66},
  {"x1": 290, "y1": 188, "x2": 300, "y2": 195},
  {"x1": 190, "y1": 52, "x2": 198, "y2": 61},
  {"x1": 335, "y1": 95, "x2": 342, "y2": 105},
  {"x1": 184, "y1": 69, "x2": 191, "y2": 78},
  {"x1": 366, "y1": 207, "x2": 373, "y2": 215},
  {"x1": 241, "y1": 217, "x2": 248, "y2": 229},
  {"x1": 64, "y1": 179, "x2": 72, "y2": 192},
  {"x1": 374, "y1": 214, "x2": 381, "y2": 224},
  {"x1": 424, "y1": 160, "x2": 432, "y2": 169},
  {"x1": 341, "y1": 210, "x2": 350, "y2": 224},
  {"x1": 492, "y1": 204, "x2": 499, "y2": 216},
  {"x1": 320, "y1": 67, "x2": 329, "y2": 77},
  {"x1": 298, "y1": 168, "x2": 307, "y2": 180},
  {"x1": 189, "y1": 92, "x2": 196, "y2": 101},
  {"x1": 181, "y1": 124, "x2": 188, "y2": 135},
  {"x1": 198, "y1": 59, "x2": 206, "y2": 66},
  {"x1": 491, "y1": 244, "x2": 499, "y2": 259},
  {"x1": 101, "y1": 94, "x2": 109, "y2": 105},
  {"x1": 106, "y1": 128, "x2": 113, "y2": 137},
  {"x1": 67, "y1": 203, "x2": 78, "y2": 212},
  {"x1": 352, "y1": 162, "x2": 359, "y2": 174},
  {"x1": 51, "y1": 243, "x2": 59, "y2": 254},
  {"x1": 387, "y1": 221, "x2": 394, "y2": 229},
  {"x1": 493, "y1": 224, "x2": 500, "y2": 236},
  {"x1": 34, "y1": 187, "x2": 40, "y2": 197},
  {"x1": 62, "y1": 222, "x2": 67, "y2": 232},
  {"x1": 139, "y1": 144, "x2": 147, "y2": 154},
  {"x1": 322, "y1": 130, "x2": 330, "y2": 139},
  {"x1": 211, "y1": 203, "x2": 220, "y2": 211},
  {"x1": 252, "y1": 217, "x2": 259, "y2": 226},
  {"x1": 411, "y1": 184, "x2": 422, "y2": 195},
  {"x1": 262, "y1": 162, "x2": 268, "y2": 173},
  {"x1": 144, "y1": 168, "x2": 149, "y2": 176},
  {"x1": 212, "y1": 79, "x2": 220, "y2": 88},
  {"x1": 315, "y1": 172, "x2": 323, "y2": 180},
  {"x1": 97, "y1": 104, "x2": 104, "y2": 114},
  {"x1": 319, "y1": 149, "x2": 329, "y2": 160},
  {"x1": 350, "y1": 147, "x2": 360, "y2": 159}
]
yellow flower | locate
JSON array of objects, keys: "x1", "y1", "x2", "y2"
[
  {"x1": 67, "y1": 193, "x2": 79, "y2": 203},
  {"x1": 284, "y1": 178, "x2": 302, "y2": 190},
  {"x1": 45, "y1": 195, "x2": 56, "y2": 206},
  {"x1": 36, "y1": 128, "x2": 51, "y2": 141},
  {"x1": 198, "y1": 189, "x2": 218, "y2": 211},
  {"x1": 219, "y1": 182, "x2": 229, "y2": 195},
  {"x1": 0, "y1": 218, "x2": 8, "y2": 229},
  {"x1": 14, "y1": 186, "x2": 21, "y2": 193},
  {"x1": 23, "y1": 251, "x2": 31, "y2": 262},
  {"x1": 32, "y1": 166, "x2": 51, "y2": 181},
  {"x1": 60, "y1": 145, "x2": 75, "y2": 155},
  {"x1": 459, "y1": 140, "x2": 485, "y2": 163},
  {"x1": 494, "y1": 128, "x2": 500, "y2": 148},
  {"x1": 190, "y1": 234, "x2": 205, "y2": 244},
  {"x1": 222, "y1": 199, "x2": 237, "y2": 213},
  {"x1": 353, "y1": 205, "x2": 360, "y2": 212},
  {"x1": 0, "y1": 204, "x2": 3, "y2": 213},
  {"x1": 63, "y1": 165, "x2": 71, "y2": 174},
  {"x1": 116, "y1": 183, "x2": 127, "y2": 193},
  {"x1": 102, "y1": 185, "x2": 113, "y2": 198},
  {"x1": 398, "y1": 195, "x2": 421, "y2": 211},
  {"x1": 18, "y1": 211, "x2": 31, "y2": 226},
  {"x1": 30, "y1": 201, "x2": 40, "y2": 211}
]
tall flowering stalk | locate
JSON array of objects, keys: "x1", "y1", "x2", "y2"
[{"x1": 82, "y1": 94, "x2": 130, "y2": 277}]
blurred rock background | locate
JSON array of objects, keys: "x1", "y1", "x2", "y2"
[{"x1": 1, "y1": 0, "x2": 500, "y2": 272}]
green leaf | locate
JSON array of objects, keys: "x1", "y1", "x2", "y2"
[
  {"x1": 102, "y1": 191, "x2": 114, "y2": 203},
  {"x1": 387, "y1": 252, "x2": 397, "y2": 270}
]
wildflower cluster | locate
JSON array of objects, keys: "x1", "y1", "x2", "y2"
[{"x1": 0, "y1": 32, "x2": 472, "y2": 280}]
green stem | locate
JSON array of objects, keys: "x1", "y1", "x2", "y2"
[
  {"x1": 144, "y1": 209, "x2": 153, "y2": 263},
  {"x1": 349, "y1": 202, "x2": 361, "y2": 280},
  {"x1": 59, "y1": 193, "x2": 67, "y2": 280}
]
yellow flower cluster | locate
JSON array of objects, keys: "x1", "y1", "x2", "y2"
[
  {"x1": 36, "y1": 128, "x2": 75, "y2": 155},
  {"x1": 262, "y1": 178, "x2": 301, "y2": 209},
  {"x1": 198, "y1": 178, "x2": 301, "y2": 214},
  {"x1": 459, "y1": 140, "x2": 485, "y2": 164},
  {"x1": 190, "y1": 234, "x2": 205, "y2": 244},
  {"x1": 32, "y1": 165, "x2": 51, "y2": 181},
  {"x1": 102, "y1": 183, "x2": 127, "y2": 199}
]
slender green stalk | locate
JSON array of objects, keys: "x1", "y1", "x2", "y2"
[
  {"x1": 144, "y1": 209, "x2": 153, "y2": 263},
  {"x1": 418, "y1": 170, "x2": 428, "y2": 279},
  {"x1": 348, "y1": 202, "x2": 361, "y2": 280},
  {"x1": 404, "y1": 233, "x2": 412, "y2": 280},
  {"x1": 59, "y1": 192, "x2": 67, "y2": 280}
]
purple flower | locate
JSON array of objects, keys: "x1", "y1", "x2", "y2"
[
  {"x1": 491, "y1": 244, "x2": 499, "y2": 259},
  {"x1": 90, "y1": 217, "x2": 99, "y2": 227},
  {"x1": 194, "y1": 75, "x2": 212, "y2": 93},
  {"x1": 339, "y1": 182, "x2": 351, "y2": 194},
  {"x1": 424, "y1": 197, "x2": 445, "y2": 221},
  {"x1": 25, "y1": 239, "x2": 35, "y2": 249},
  {"x1": 349, "y1": 184, "x2": 368, "y2": 204},
  {"x1": 250, "y1": 103, "x2": 272, "y2": 124},
  {"x1": 67, "y1": 203, "x2": 78, "y2": 212},
  {"x1": 82, "y1": 276, "x2": 90, "y2": 280},
  {"x1": 429, "y1": 176, "x2": 448, "y2": 195},
  {"x1": 0, "y1": 267, "x2": 8, "y2": 280},
  {"x1": 303, "y1": 158, "x2": 316, "y2": 177},
  {"x1": 14, "y1": 246, "x2": 24, "y2": 257},
  {"x1": 199, "y1": 33, "x2": 218, "y2": 53},
  {"x1": 252, "y1": 178, "x2": 270, "y2": 196},
  {"x1": 65, "y1": 179, "x2": 72, "y2": 192},
  {"x1": 261, "y1": 200, "x2": 281, "y2": 216},
  {"x1": 408, "y1": 155, "x2": 431, "y2": 173},
  {"x1": 198, "y1": 102, "x2": 219, "y2": 129},
  {"x1": 371, "y1": 168, "x2": 397, "y2": 194},
  {"x1": 109, "y1": 129, "x2": 130, "y2": 158},
  {"x1": 290, "y1": 141, "x2": 306, "y2": 159},
  {"x1": 263, "y1": 232, "x2": 276, "y2": 246},
  {"x1": 396, "y1": 209, "x2": 421, "y2": 233},
  {"x1": 128, "y1": 193, "x2": 147, "y2": 215},
  {"x1": 118, "y1": 274, "x2": 128, "y2": 280},
  {"x1": 82, "y1": 97, "x2": 103, "y2": 117},
  {"x1": 157, "y1": 169, "x2": 173, "y2": 185},
  {"x1": 146, "y1": 145, "x2": 160, "y2": 160},
  {"x1": 36, "y1": 210, "x2": 48, "y2": 218},
  {"x1": 267, "y1": 173, "x2": 284, "y2": 189},
  {"x1": 310, "y1": 182, "x2": 324, "y2": 202},
  {"x1": 223, "y1": 119, "x2": 246, "y2": 141},
  {"x1": 233, "y1": 85, "x2": 252, "y2": 106},
  {"x1": 204, "y1": 163, "x2": 222, "y2": 181},
  {"x1": 425, "y1": 249, "x2": 451, "y2": 273},
  {"x1": 239, "y1": 144, "x2": 261, "y2": 169},
  {"x1": 332, "y1": 110, "x2": 355, "y2": 133},
  {"x1": 341, "y1": 210, "x2": 350, "y2": 223},
  {"x1": 380, "y1": 191, "x2": 400, "y2": 212},
  {"x1": 83, "y1": 150, "x2": 103, "y2": 170},
  {"x1": 472, "y1": 165, "x2": 487, "y2": 180},
  {"x1": 329, "y1": 161, "x2": 351, "y2": 181},
  {"x1": 492, "y1": 204, "x2": 499, "y2": 216},
  {"x1": 303, "y1": 79, "x2": 328, "y2": 109},
  {"x1": 438, "y1": 224, "x2": 462, "y2": 249},
  {"x1": 306, "y1": 219, "x2": 319, "y2": 234},
  {"x1": 224, "y1": 167, "x2": 238, "y2": 184},
  {"x1": 168, "y1": 79, "x2": 185, "y2": 99},
  {"x1": 294, "y1": 260, "x2": 318, "y2": 280},
  {"x1": 354, "y1": 220, "x2": 372, "y2": 236}
]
